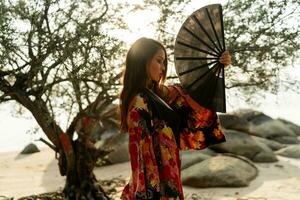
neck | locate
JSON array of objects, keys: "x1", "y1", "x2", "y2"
[{"x1": 146, "y1": 80, "x2": 155, "y2": 91}]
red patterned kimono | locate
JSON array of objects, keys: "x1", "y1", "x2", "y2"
[{"x1": 121, "y1": 86, "x2": 226, "y2": 200}]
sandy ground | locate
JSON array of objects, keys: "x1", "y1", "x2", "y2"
[{"x1": 0, "y1": 148, "x2": 300, "y2": 200}]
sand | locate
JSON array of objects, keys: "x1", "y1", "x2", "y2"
[{"x1": 0, "y1": 147, "x2": 300, "y2": 200}]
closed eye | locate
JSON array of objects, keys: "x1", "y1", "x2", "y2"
[{"x1": 157, "y1": 59, "x2": 163, "y2": 64}]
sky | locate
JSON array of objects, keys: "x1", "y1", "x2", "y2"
[{"x1": 0, "y1": 0, "x2": 299, "y2": 152}]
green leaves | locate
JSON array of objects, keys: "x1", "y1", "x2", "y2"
[
  {"x1": 224, "y1": 0, "x2": 299, "y2": 96},
  {"x1": 0, "y1": 0, "x2": 126, "y2": 124}
]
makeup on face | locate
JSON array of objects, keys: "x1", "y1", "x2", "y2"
[{"x1": 148, "y1": 49, "x2": 166, "y2": 82}]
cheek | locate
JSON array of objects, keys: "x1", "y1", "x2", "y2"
[
  {"x1": 155, "y1": 62, "x2": 162, "y2": 72},
  {"x1": 148, "y1": 63, "x2": 160, "y2": 78}
]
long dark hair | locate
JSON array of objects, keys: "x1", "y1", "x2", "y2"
[{"x1": 119, "y1": 37, "x2": 168, "y2": 131}]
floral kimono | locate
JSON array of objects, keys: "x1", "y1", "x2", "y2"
[{"x1": 121, "y1": 85, "x2": 226, "y2": 200}]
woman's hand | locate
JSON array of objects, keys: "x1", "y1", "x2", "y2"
[
  {"x1": 219, "y1": 51, "x2": 231, "y2": 68},
  {"x1": 162, "y1": 85, "x2": 180, "y2": 105}
]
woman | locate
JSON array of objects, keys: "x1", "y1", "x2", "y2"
[{"x1": 120, "y1": 37, "x2": 231, "y2": 200}]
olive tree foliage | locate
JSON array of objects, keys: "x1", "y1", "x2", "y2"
[
  {"x1": 143, "y1": 0, "x2": 300, "y2": 100},
  {"x1": 223, "y1": 0, "x2": 300, "y2": 95},
  {"x1": 0, "y1": 0, "x2": 126, "y2": 144},
  {"x1": 1, "y1": 0, "x2": 128, "y2": 197},
  {"x1": 144, "y1": 0, "x2": 191, "y2": 50}
]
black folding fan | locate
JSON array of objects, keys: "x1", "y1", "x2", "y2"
[{"x1": 174, "y1": 4, "x2": 226, "y2": 112}]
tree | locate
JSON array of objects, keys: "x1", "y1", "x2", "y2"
[
  {"x1": 223, "y1": 0, "x2": 300, "y2": 96},
  {"x1": 144, "y1": 0, "x2": 191, "y2": 50},
  {"x1": 0, "y1": 0, "x2": 126, "y2": 198},
  {"x1": 144, "y1": 0, "x2": 300, "y2": 100},
  {"x1": 1, "y1": 0, "x2": 300, "y2": 198}
]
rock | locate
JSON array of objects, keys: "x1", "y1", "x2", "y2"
[
  {"x1": 275, "y1": 145, "x2": 300, "y2": 158},
  {"x1": 100, "y1": 132, "x2": 128, "y2": 149},
  {"x1": 271, "y1": 135, "x2": 300, "y2": 144},
  {"x1": 218, "y1": 114, "x2": 250, "y2": 132},
  {"x1": 252, "y1": 136, "x2": 286, "y2": 151},
  {"x1": 201, "y1": 148, "x2": 218, "y2": 156},
  {"x1": 91, "y1": 127, "x2": 119, "y2": 144},
  {"x1": 94, "y1": 140, "x2": 105, "y2": 149},
  {"x1": 252, "y1": 138, "x2": 279, "y2": 162},
  {"x1": 229, "y1": 111, "x2": 300, "y2": 145},
  {"x1": 0, "y1": 196, "x2": 13, "y2": 200},
  {"x1": 106, "y1": 141, "x2": 130, "y2": 164},
  {"x1": 249, "y1": 119, "x2": 297, "y2": 139},
  {"x1": 20, "y1": 143, "x2": 40, "y2": 154},
  {"x1": 278, "y1": 118, "x2": 300, "y2": 136},
  {"x1": 94, "y1": 128, "x2": 120, "y2": 150},
  {"x1": 180, "y1": 150, "x2": 211, "y2": 170},
  {"x1": 211, "y1": 129, "x2": 278, "y2": 162},
  {"x1": 100, "y1": 133, "x2": 130, "y2": 164},
  {"x1": 181, "y1": 155, "x2": 258, "y2": 187},
  {"x1": 235, "y1": 109, "x2": 273, "y2": 125}
]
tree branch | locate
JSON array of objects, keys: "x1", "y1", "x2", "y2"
[{"x1": 226, "y1": 81, "x2": 267, "y2": 89}]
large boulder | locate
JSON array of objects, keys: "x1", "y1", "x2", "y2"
[
  {"x1": 252, "y1": 136, "x2": 286, "y2": 151},
  {"x1": 271, "y1": 135, "x2": 300, "y2": 144},
  {"x1": 180, "y1": 150, "x2": 211, "y2": 170},
  {"x1": 219, "y1": 110, "x2": 300, "y2": 144},
  {"x1": 211, "y1": 129, "x2": 278, "y2": 162},
  {"x1": 99, "y1": 133, "x2": 130, "y2": 164},
  {"x1": 200, "y1": 148, "x2": 218, "y2": 156},
  {"x1": 106, "y1": 142, "x2": 130, "y2": 164},
  {"x1": 20, "y1": 143, "x2": 40, "y2": 154},
  {"x1": 92, "y1": 127, "x2": 119, "y2": 143},
  {"x1": 249, "y1": 119, "x2": 297, "y2": 139},
  {"x1": 275, "y1": 145, "x2": 300, "y2": 158},
  {"x1": 235, "y1": 109, "x2": 273, "y2": 125},
  {"x1": 218, "y1": 114, "x2": 250, "y2": 132},
  {"x1": 278, "y1": 118, "x2": 300, "y2": 136},
  {"x1": 181, "y1": 154, "x2": 258, "y2": 187}
]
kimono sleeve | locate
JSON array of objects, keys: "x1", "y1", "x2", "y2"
[
  {"x1": 125, "y1": 94, "x2": 160, "y2": 199},
  {"x1": 167, "y1": 85, "x2": 226, "y2": 151}
]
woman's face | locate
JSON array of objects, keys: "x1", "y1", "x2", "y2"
[{"x1": 147, "y1": 48, "x2": 166, "y2": 83}]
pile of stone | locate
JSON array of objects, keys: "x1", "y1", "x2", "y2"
[{"x1": 96, "y1": 109, "x2": 300, "y2": 188}]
